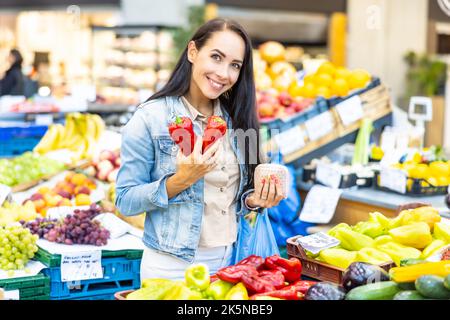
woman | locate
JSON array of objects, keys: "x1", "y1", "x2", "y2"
[
  {"x1": 115, "y1": 18, "x2": 284, "y2": 281},
  {"x1": 0, "y1": 49, "x2": 24, "y2": 96}
]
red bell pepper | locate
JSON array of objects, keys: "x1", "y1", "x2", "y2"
[
  {"x1": 236, "y1": 255, "x2": 265, "y2": 270},
  {"x1": 216, "y1": 265, "x2": 259, "y2": 284},
  {"x1": 284, "y1": 280, "x2": 317, "y2": 295},
  {"x1": 264, "y1": 255, "x2": 302, "y2": 283},
  {"x1": 168, "y1": 116, "x2": 196, "y2": 156},
  {"x1": 250, "y1": 286, "x2": 305, "y2": 300},
  {"x1": 241, "y1": 273, "x2": 276, "y2": 294},
  {"x1": 258, "y1": 270, "x2": 286, "y2": 289},
  {"x1": 202, "y1": 116, "x2": 227, "y2": 153},
  {"x1": 210, "y1": 274, "x2": 219, "y2": 283}
]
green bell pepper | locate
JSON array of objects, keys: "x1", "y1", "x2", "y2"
[{"x1": 204, "y1": 280, "x2": 234, "y2": 300}]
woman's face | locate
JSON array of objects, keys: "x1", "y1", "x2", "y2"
[
  {"x1": 188, "y1": 30, "x2": 245, "y2": 100},
  {"x1": 8, "y1": 53, "x2": 15, "y2": 65}
]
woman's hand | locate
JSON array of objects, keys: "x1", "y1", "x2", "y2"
[
  {"x1": 245, "y1": 175, "x2": 285, "y2": 209},
  {"x1": 166, "y1": 136, "x2": 222, "y2": 199}
]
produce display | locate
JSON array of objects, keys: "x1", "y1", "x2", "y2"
[
  {"x1": 85, "y1": 150, "x2": 121, "y2": 182},
  {"x1": 22, "y1": 204, "x2": 110, "y2": 246},
  {"x1": 22, "y1": 171, "x2": 97, "y2": 216},
  {"x1": 391, "y1": 159, "x2": 450, "y2": 188},
  {"x1": 0, "y1": 201, "x2": 38, "y2": 226},
  {"x1": 33, "y1": 112, "x2": 105, "y2": 163},
  {"x1": 0, "y1": 152, "x2": 65, "y2": 187},
  {"x1": 305, "y1": 207, "x2": 448, "y2": 269},
  {"x1": 0, "y1": 225, "x2": 39, "y2": 271}
]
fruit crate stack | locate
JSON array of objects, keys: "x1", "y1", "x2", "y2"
[
  {"x1": 0, "y1": 273, "x2": 51, "y2": 300},
  {"x1": 35, "y1": 248, "x2": 142, "y2": 300}
]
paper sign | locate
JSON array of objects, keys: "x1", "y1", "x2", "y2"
[
  {"x1": 61, "y1": 250, "x2": 103, "y2": 282},
  {"x1": 335, "y1": 95, "x2": 364, "y2": 126},
  {"x1": 296, "y1": 232, "x2": 341, "y2": 255},
  {"x1": 315, "y1": 163, "x2": 342, "y2": 189},
  {"x1": 46, "y1": 206, "x2": 90, "y2": 220},
  {"x1": 379, "y1": 168, "x2": 407, "y2": 194},
  {"x1": 305, "y1": 111, "x2": 334, "y2": 141},
  {"x1": 299, "y1": 185, "x2": 343, "y2": 224},
  {"x1": 35, "y1": 114, "x2": 53, "y2": 126},
  {"x1": 273, "y1": 126, "x2": 305, "y2": 156},
  {"x1": 93, "y1": 213, "x2": 132, "y2": 239},
  {"x1": 3, "y1": 289, "x2": 20, "y2": 300},
  {"x1": 0, "y1": 184, "x2": 11, "y2": 206}
]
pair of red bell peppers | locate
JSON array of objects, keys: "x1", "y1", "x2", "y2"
[{"x1": 168, "y1": 115, "x2": 227, "y2": 156}]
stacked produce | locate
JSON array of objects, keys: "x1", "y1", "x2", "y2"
[
  {"x1": 126, "y1": 255, "x2": 312, "y2": 300},
  {"x1": 23, "y1": 171, "x2": 97, "y2": 216},
  {"x1": 391, "y1": 158, "x2": 450, "y2": 189},
  {"x1": 0, "y1": 201, "x2": 38, "y2": 226},
  {"x1": 309, "y1": 206, "x2": 449, "y2": 268},
  {"x1": 303, "y1": 260, "x2": 450, "y2": 300},
  {"x1": 85, "y1": 150, "x2": 121, "y2": 182},
  {"x1": 0, "y1": 225, "x2": 39, "y2": 271},
  {"x1": 22, "y1": 204, "x2": 110, "y2": 246},
  {"x1": 0, "y1": 152, "x2": 65, "y2": 187},
  {"x1": 33, "y1": 112, "x2": 105, "y2": 163}
]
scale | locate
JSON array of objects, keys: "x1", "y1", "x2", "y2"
[{"x1": 407, "y1": 96, "x2": 433, "y2": 149}]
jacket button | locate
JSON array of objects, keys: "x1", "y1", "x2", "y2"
[
  {"x1": 171, "y1": 146, "x2": 177, "y2": 152},
  {"x1": 221, "y1": 210, "x2": 227, "y2": 215},
  {"x1": 221, "y1": 166, "x2": 226, "y2": 171},
  {"x1": 220, "y1": 187, "x2": 225, "y2": 192}
]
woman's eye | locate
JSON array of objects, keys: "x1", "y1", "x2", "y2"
[
  {"x1": 211, "y1": 54, "x2": 221, "y2": 61},
  {"x1": 232, "y1": 63, "x2": 241, "y2": 70}
]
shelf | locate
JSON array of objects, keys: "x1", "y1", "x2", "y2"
[{"x1": 87, "y1": 102, "x2": 134, "y2": 114}]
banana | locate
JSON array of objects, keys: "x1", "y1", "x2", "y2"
[
  {"x1": 51, "y1": 123, "x2": 65, "y2": 149},
  {"x1": 83, "y1": 134, "x2": 98, "y2": 159},
  {"x1": 59, "y1": 114, "x2": 75, "y2": 145},
  {"x1": 33, "y1": 125, "x2": 59, "y2": 154},
  {"x1": 90, "y1": 114, "x2": 105, "y2": 141}
]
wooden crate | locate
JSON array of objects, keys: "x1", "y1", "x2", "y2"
[{"x1": 286, "y1": 235, "x2": 395, "y2": 285}]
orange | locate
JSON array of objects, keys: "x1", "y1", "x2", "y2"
[
  {"x1": 315, "y1": 86, "x2": 331, "y2": 99},
  {"x1": 71, "y1": 173, "x2": 87, "y2": 186},
  {"x1": 75, "y1": 194, "x2": 91, "y2": 206},
  {"x1": 330, "y1": 78, "x2": 350, "y2": 97},
  {"x1": 348, "y1": 69, "x2": 371, "y2": 90},
  {"x1": 314, "y1": 73, "x2": 333, "y2": 87},
  {"x1": 317, "y1": 62, "x2": 336, "y2": 77}
]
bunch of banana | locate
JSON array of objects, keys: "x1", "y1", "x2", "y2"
[{"x1": 33, "y1": 113, "x2": 105, "y2": 163}]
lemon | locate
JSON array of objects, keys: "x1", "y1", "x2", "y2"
[
  {"x1": 412, "y1": 152, "x2": 422, "y2": 164},
  {"x1": 348, "y1": 69, "x2": 371, "y2": 90},
  {"x1": 334, "y1": 67, "x2": 352, "y2": 80},
  {"x1": 427, "y1": 176, "x2": 438, "y2": 186},
  {"x1": 288, "y1": 81, "x2": 304, "y2": 97},
  {"x1": 317, "y1": 61, "x2": 336, "y2": 77},
  {"x1": 315, "y1": 86, "x2": 332, "y2": 99},
  {"x1": 437, "y1": 176, "x2": 449, "y2": 186},
  {"x1": 429, "y1": 161, "x2": 450, "y2": 177},
  {"x1": 314, "y1": 73, "x2": 333, "y2": 87},
  {"x1": 302, "y1": 82, "x2": 317, "y2": 98},
  {"x1": 303, "y1": 74, "x2": 315, "y2": 85},
  {"x1": 330, "y1": 78, "x2": 350, "y2": 97}
]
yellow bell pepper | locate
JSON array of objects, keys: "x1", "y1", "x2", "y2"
[
  {"x1": 374, "y1": 235, "x2": 394, "y2": 246},
  {"x1": 387, "y1": 210, "x2": 411, "y2": 230},
  {"x1": 388, "y1": 222, "x2": 433, "y2": 249},
  {"x1": 389, "y1": 260, "x2": 450, "y2": 283},
  {"x1": 353, "y1": 221, "x2": 386, "y2": 238},
  {"x1": 406, "y1": 206, "x2": 441, "y2": 230},
  {"x1": 163, "y1": 281, "x2": 203, "y2": 300},
  {"x1": 225, "y1": 282, "x2": 249, "y2": 300},
  {"x1": 369, "y1": 212, "x2": 391, "y2": 228},
  {"x1": 421, "y1": 239, "x2": 447, "y2": 259},
  {"x1": 319, "y1": 248, "x2": 357, "y2": 269},
  {"x1": 433, "y1": 222, "x2": 450, "y2": 243},
  {"x1": 327, "y1": 223, "x2": 352, "y2": 238},
  {"x1": 333, "y1": 228, "x2": 375, "y2": 251},
  {"x1": 376, "y1": 242, "x2": 422, "y2": 266},
  {"x1": 355, "y1": 247, "x2": 393, "y2": 265}
]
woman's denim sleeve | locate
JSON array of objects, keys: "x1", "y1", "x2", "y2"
[{"x1": 115, "y1": 110, "x2": 173, "y2": 216}]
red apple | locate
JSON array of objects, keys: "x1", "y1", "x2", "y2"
[
  {"x1": 258, "y1": 102, "x2": 275, "y2": 117},
  {"x1": 97, "y1": 159, "x2": 114, "y2": 174},
  {"x1": 85, "y1": 166, "x2": 97, "y2": 177},
  {"x1": 99, "y1": 150, "x2": 115, "y2": 162},
  {"x1": 114, "y1": 157, "x2": 121, "y2": 167},
  {"x1": 278, "y1": 91, "x2": 292, "y2": 107},
  {"x1": 107, "y1": 168, "x2": 119, "y2": 183}
]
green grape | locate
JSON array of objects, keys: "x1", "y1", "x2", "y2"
[{"x1": 0, "y1": 225, "x2": 38, "y2": 271}]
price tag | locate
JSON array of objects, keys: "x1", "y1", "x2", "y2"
[
  {"x1": 299, "y1": 185, "x2": 343, "y2": 224},
  {"x1": 296, "y1": 232, "x2": 340, "y2": 255},
  {"x1": 273, "y1": 126, "x2": 305, "y2": 156},
  {"x1": 0, "y1": 183, "x2": 11, "y2": 206},
  {"x1": 93, "y1": 213, "x2": 132, "y2": 239},
  {"x1": 35, "y1": 114, "x2": 53, "y2": 126},
  {"x1": 304, "y1": 111, "x2": 334, "y2": 141},
  {"x1": 335, "y1": 95, "x2": 364, "y2": 126},
  {"x1": 315, "y1": 163, "x2": 342, "y2": 189},
  {"x1": 379, "y1": 168, "x2": 407, "y2": 194},
  {"x1": 3, "y1": 289, "x2": 20, "y2": 300},
  {"x1": 46, "y1": 206, "x2": 90, "y2": 220},
  {"x1": 61, "y1": 251, "x2": 103, "y2": 282}
]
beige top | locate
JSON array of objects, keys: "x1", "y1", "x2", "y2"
[{"x1": 181, "y1": 96, "x2": 240, "y2": 248}]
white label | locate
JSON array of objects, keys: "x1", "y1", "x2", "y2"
[
  {"x1": 273, "y1": 126, "x2": 305, "y2": 156},
  {"x1": 46, "y1": 206, "x2": 90, "y2": 220},
  {"x1": 0, "y1": 184, "x2": 11, "y2": 206},
  {"x1": 296, "y1": 232, "x2": 341, "y2": 255},
  {"x1": 379, "y1": 168, "x2": 407, "y2": 194},
  {"x1": 3, "y1": 289, "x2": 20, "y2": 300},
  {"x1": 35, "y1": 114, "x2": 53, "y2": 126},
  {"x1": 315, "y1": 163, "x2": 342, "y2": 189},
  {"x1": 93, "y1": 213, "x2": 132, "y2": 239},
  {"x1": 336, "y1": 95, "x2": 364, "y2": 126},
  {"x1": 299, "y1": 185, "x2": 343, "y2": 224},
  {"x1": 60, "y1": 251, "x2": 103, "y2": 282},
  {"x1": 305, "y1": 111, "x2": 334, "y2": 141}
]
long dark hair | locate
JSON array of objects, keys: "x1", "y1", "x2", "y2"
[
  {"x1": 149, "y1": 18, "x2": 261, "y2": 191},
  {"x1": 9, "y1": 49, "x2": 23, "y2": 69}
]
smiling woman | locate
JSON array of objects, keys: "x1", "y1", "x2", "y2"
[{"x1": 115, "y1": 18, "x2": 285, "y2": 282}]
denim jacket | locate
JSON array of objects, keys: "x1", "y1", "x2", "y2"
[{"x1": 115, "y1": 96, "x2": 253, "y2": 262}]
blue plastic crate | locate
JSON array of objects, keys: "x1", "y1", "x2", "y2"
[
  {"x1": 327, "y1": 77, "x2": 381, "y2": 107},
  {"x1": 0, "y1": 123, "x2": 48, "y2": 157},
  {"x1": 53, "y1": 293, "x2": 116, "y2": 300},
  {"x1": 261, "y1": 97, "x2": 329, "y2": 136},
  {"x1": 42, "y1": 257, "x2": 141, "y2": 300}
]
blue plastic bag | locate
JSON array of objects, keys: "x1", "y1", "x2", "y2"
[{"x1": 231, "y1": 209, "x2": 280, "y2": 265}]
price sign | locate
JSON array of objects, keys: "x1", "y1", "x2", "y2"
[
  {"x1": 315, "y1": 163, "x2": 342, "y2": 189},
  {"x1": 304, "y1": 111, "x2": 334, "y2": 141},
  {"x1": 299, "y1": 185, "x2": 343, "y2": 224},
  {"x1": 296, "y1": 232, "x2": 341, "y2": 255},
  {"x1": 273, "y1": 126, "x2": 305, "y2": 156},
  {"x1": 3, "y1": 289, "x2": 20, "y2": 300},
  {"x1": 0, "y1": 183, "x2": 11, "y2": 206},
  {"x1": 335, "y1": 95, "x2": 364, "y2": 126},
  {"x1": 379, "y1": 168, "x2": 407, "y2": 194},
  {"x1": 61, "y1": 251, "x2": 103, "y2": 282},
  {"x1": 35, "y1": 114, "x2": 53, "y2": 126}
]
